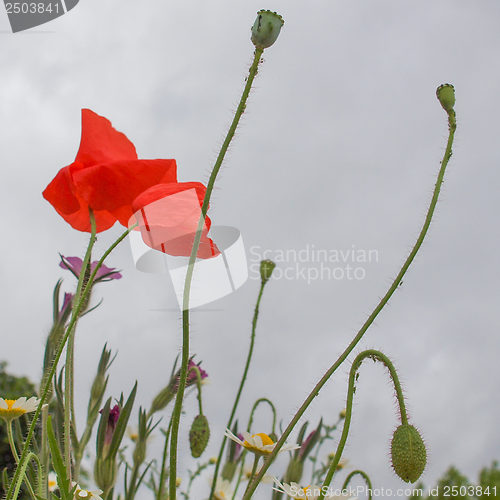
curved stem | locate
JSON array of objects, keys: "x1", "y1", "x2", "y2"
[
  {"x1": 168, "y1": 47, "x2": 264, "y2": 500},
  {"x1": 318, "y1": 350, "x2": 407, "y2": 499},
  {"x1": 342, "y1": 470, "x2": 373, "y2": 500},
  {"x1": 247, "y1": 398, "x2": 277, "y2": 434},
  {"x1": 6, "y1": 224, "x2": 135, "y2": 500},
  {"x1": 64, "y1": 209, "x2": 97, "y2": 481},
  {"x1": 243, "y1": 99, "x2": 457, "y2": 500},
  {"x1": 210, "y1": 278, "x2": 267, "y2": 498}
]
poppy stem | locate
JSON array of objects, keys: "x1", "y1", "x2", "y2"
[
  {"x1": 6, "y1": 224, "x2": 136, "y2": 500},
  {"x1": 63, "y1": 209, "x2": 97, "y2": 482},
  {"x1": 209, "y1": 279, "x2": 267, "y2": 499},
  {"x1": 317, "y1": 350, "x2": 407, "y2": 500},
  {"x1": 168, "y1": 47, "x2": 264, "y2": 500},
  {"x1": 242, "y1": 90, "x2": 457, "y2": 500}
]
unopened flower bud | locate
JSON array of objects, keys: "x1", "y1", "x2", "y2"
[
  {"x1": 285, "y1": 457, "x2": 304, "y2": 484},
  {"x1": 391, "y1": 424, "x2": 427, "y2": 483},
  {"x1": 251, "y1": 10, "x2": 284, "y2": 50},
  {"x1": 436, "y1": 84, "x2": 455, "y2": 113},
  {"x1": 222, "y1": 461, "x2": 238, "y2": 482},
  {"x1": 189, "y1": 414, "x2": 210, "y2": 458},
  {"x1": 260, "y1": 260, "x2": 276, "y2": 284},
  {"x1": 176, "y1": 477, "x2": 182, "y2": 488},
  {"x1": 339, "y1": 408, "x2": 347, "y2": 419},
  {"x1": 94, "y1": 457, "x2": 117, "y2": 492}
]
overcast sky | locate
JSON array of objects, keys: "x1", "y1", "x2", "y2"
[{"x1": 1, "y1": 1, "x2": 499, "y2": 498}]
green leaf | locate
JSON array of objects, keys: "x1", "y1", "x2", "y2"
[{"x1": 108, "y1": 382, "x2": 137, "y2": 460}]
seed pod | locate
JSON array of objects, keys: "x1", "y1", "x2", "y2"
[
  {"x1": 251, "y1": 10, "x2": 284, "y2": 50},
  {"x1": 436, "y1": 84, "x2": 455, "y2": 113},
  {"x1": 189, "y1": 414, "x2": 210, "y2": 458},
  {"x1": 391, "y1": 424, "x2": 427, "y2": 483},
  {"x1": 260, "y1": 260, "x2": 276, "y2": 284}
]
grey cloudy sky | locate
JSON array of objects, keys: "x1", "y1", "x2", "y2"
[{"x1": 1, "y1": 1, "x2": 499, "y2": 498}]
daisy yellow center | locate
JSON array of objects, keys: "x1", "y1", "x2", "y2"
[
  {"x1": 250, "y1": 433, "x2": 274, "y2": 446},
  {"x1": 0, "y1": 400, "x2": 27, "y2": 419}
]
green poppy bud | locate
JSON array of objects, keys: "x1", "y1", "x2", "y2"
[
  {"x1": 436, "y1": 84, "x2": 455, "y2": 113},
  {"x1": 251, "y1": 10, "x2": 284, "y2": 50},
  {"x1": 189, "y1": 414, "x2": 210, "y2": 458},
  {"x1": 391, "y1": 424, "x2": 427, "y2": 483},
  {"x1": 260, "y1": 259, "x2": 276, "y2": 284}
]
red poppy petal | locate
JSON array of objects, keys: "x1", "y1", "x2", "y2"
[
  {"x1": 60, "y1": 207, "x2": 117, "y2": 233},
  {"x1": 42, "y1": 165, "x2": 80, "y2": 215},
  {"x1": 132, "y1": 182, "x2": 206, "y2": 213},
  {"x1": 131, "y1": 182, "x2": 219, "y2": 259},
  {"x1": 72, "y1": 159, "x2": 178, "y2": 218},
  {"x1": 75, "y1": 109, "x2": 138, "y2": 167}
]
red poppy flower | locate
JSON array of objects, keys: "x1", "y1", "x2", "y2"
[
  {"x1": 132, "y1": 182, "x2": 219, "y2": 259},
  {"x1": 43, "y1": 109, "x2": 177, "y2": 232}
]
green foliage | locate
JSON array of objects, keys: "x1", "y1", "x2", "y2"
[
  {"x1": 0, "y1": 363, "x2": 36, "y2": 498},
  {"x1": 408, "y1": 462, "x2": 500, "y2": 500}
]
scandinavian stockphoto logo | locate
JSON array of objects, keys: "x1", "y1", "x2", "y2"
[
  {"x1": 128, "y1": 188, "x2": 248, "y2": 311},
  {"x1": 3, "y1": 0, "x2": 78, "y2": 32}
]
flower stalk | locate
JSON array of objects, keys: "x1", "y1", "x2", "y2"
[
  {"x1": 242, "y1": 84, "x2": 458, "y2": 499},
  {"x1": 168, "y1": 45, "x2": 265, "y2": 500}
]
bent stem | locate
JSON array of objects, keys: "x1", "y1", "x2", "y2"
[
  {"x1": 243, "y1": 97, "x2": 457, "y2": 500},
  {"x1": 6, "y1": 224, "x2": 136, "y2": 500},
  {"x1": 168, "y1": 47, "x2": 264, "y2": 500},
  {"x1": 209, "y1": 278, "x2": 268, "y2": 498},
  {"x1": 342, "y1": 470, "x2": 373, "y2": 500},
  {"x1": 318, "y1": 350, "x2": 407, "y2": 499}
]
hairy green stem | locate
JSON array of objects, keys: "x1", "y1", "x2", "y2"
[
  {"x1": 247, "y1": 398, "x2": 277, "y2": 434},
  {"x1": 342, "y1": 470, "x2": 373, "y2": 500},
  {"x1": 64, "y1": 210, "x2": 97, "y2": 481},
  {"x1": 6, "y1": 224, "x2": 135, "y2": 500},
  {"x1": 318, "y1": 350, "x2": 407, "y2": 499},
  {"x1": 6, "y1": 421, "x2": 36, "y2": 500},
  {"x1": 210, "y1": 278, "x2": 267, "y2": 498},
  {"x1": 168, "y1": 47, "x2": 264, "y2": 500},
  {"x1": 156, "y1": 420, "x2": 173, "y2": 500},
  {"x1": 243, "y1": 95, "x2": 457, "y2": 500}
]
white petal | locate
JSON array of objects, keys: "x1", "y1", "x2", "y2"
[
  {"x1": 12, "y1": 397, "x2": 27, "y2": 409},
  {"x1": 224, "y1": 428, "x2": 244, "y2": 447},
  {"x1": 0, "y1": 399, "x2": 8, "y2": 409}
]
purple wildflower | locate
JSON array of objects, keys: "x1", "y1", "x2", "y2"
[
  {"x1": 59, "y1": 255, "x2": 122, "y2": 282},
  {"x1": 100, "y1": 404, "x2": 121, "y2": 445},
  {"x1": 58, "y1": 292, "x2": 74, "y2": 321}
]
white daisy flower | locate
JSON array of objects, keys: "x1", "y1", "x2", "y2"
[
  {"x1": 212, "y1": 478, "x2": 235, "y2": 500},
  {"x1": 48, "y1": 472, "x2": 58, "y2": 492},
  {"x1": 273, "y1": 479, "x2": 355, "y2": 500},
  {"x1": 273, "y1": 479, "x2": 324, "y2": 499},
  {"x1": 72, "y1": 483, "x2": 103, "y2": 500},
  {"x1": 0, "y1": 397, "x2": 40, "y2": 421},
  {"x1": 225, "y1": 429, "x2": 299, "y2": 456}
]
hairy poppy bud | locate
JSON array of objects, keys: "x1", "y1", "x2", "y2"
[
  {"x1": 189, "y1": 414, "x2": 210, "y2": 458},
  {"x1": 251, "y1": 10, "x2": 284, "y2": 49},
  {"x1": 260, "y1": 260, "x2": 276, "y2": 284},
  {"x1": 391, "y1": 424, "x2": 427, "y2": 483},
  {"x1": 436, "y1": 84, "x2": 455, "y2": 113}
]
